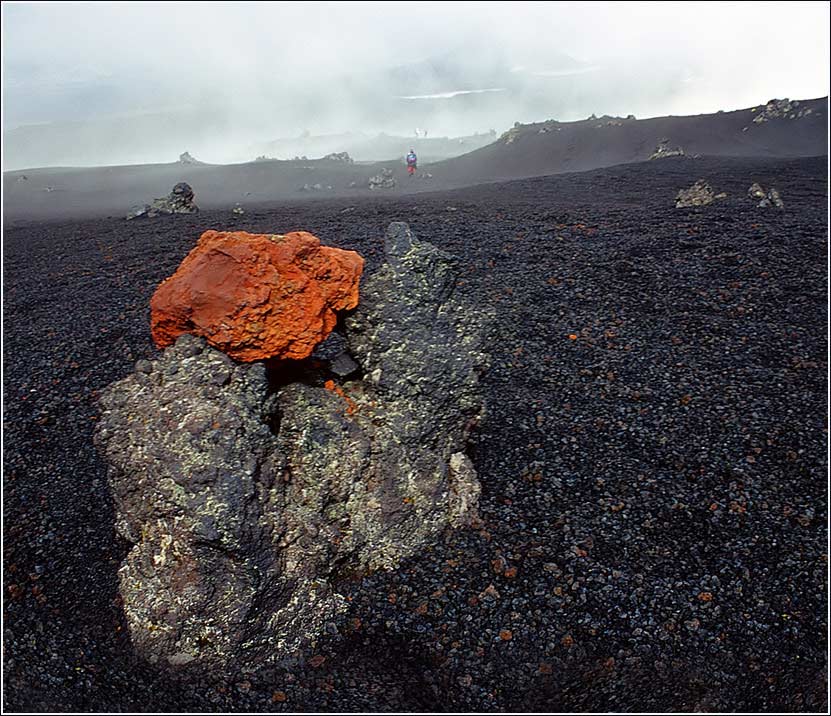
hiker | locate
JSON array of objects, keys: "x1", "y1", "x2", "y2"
[{"x1": 406, "y1": 149, "x2": 418, "y2": 176}]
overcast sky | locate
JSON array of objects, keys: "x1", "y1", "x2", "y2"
[
  {"x1": 2, "y1": 1, "x2": 829, "y2": 165},
  {"x1": 4, "y1": 1, "x2": 829, "y2": 108}
]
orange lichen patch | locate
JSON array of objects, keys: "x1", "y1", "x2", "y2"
[
  {"x1": 324, "y1": 379, "x2": 357, "y2": 415},
  {"x1": 698, "y1": 591, "x2": 714, "y2": 602},
  {"x1": 150, "y1": 230, "x2": 364, "y2": 361}
]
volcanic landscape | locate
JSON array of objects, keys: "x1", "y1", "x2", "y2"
[{"x1": 3, "y1": 102, "x2": 828, "y2": 712}]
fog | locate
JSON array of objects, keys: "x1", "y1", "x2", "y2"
[{"x1": 3, "y1": 1, "x2": 829, "y2": 169}]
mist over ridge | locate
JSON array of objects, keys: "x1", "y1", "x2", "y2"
[{"x1": 2, "y1": 2, "x2": 829, "y2": 169}]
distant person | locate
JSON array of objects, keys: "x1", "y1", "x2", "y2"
[{"x1": 406, "y1": 149, "x2": 418, "y2": 176}]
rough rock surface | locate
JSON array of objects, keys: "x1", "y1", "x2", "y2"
[
  {"x1": 94, "y1": 223, "x2": 486, "y2": 671},
  {"x1": 126, "y1": 182, "x2": 199, "y2": 220},
  {"x1": 675, "y1": 179, "x2": 726, "y2": 208},
  {"x1": 748, "y1": 182, "x2": 784, "y2": 208},
  {"x1": 500, "y1": 127, "x2": 521, "y2": 144},
  {"x1": 751, "y1": 98, "x2": 813, "y2": 124},
  {"x1": 649, "y1": 138, "x2": 687, "y2": 160},
  {"x1": 322, "y1": 152, "x2": 354, "y2": 163},
  {"x1": 178, "y1": 152, "x2": 204, "y2": 165},
  {"x1": 149, "y1": 230, "x2": 363, "y2": 361},
  {"x1": 93, "y1": 335, "x2": 288, "y2": 670},
  {"x1": 345, "y1": 222, "x2": 487, "y2": 455},
  {"x1": 368, "y1": 168, "x2": 396, "y2": 190}
]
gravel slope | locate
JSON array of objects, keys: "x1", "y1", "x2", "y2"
[
  {"x1": 4, "y1": 99, "x2": 827, "y2": 222},
  {"x1": 3, "y1": 155, "x2": 827, "y2": 712},
  {"x1": 431, "y1": 98, "x2": 828, "y2": 184}
]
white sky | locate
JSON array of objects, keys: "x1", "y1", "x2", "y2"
[{"x1": 2, "y1": 0, "x2": 829, "y2": 149}]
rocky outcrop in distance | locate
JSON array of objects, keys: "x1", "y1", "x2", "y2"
[
  {"x1": 126, "y1": 182, "x2": 199, "y2": 220},
  {"x1": 751, "y1": 98, "x2": 815, "y2": 124},
  {"x1": 368, "y1": 168, "x2": 396, "y2": 189},
  {"x1": 178, "y1": 151, "x2": 205, "y2": 165},
  {"x1": 748, "y1": 182, "x2": 784, "y2": 208},
  {"x1": 321, "y1": 152, "x2": 353, "y2": 163},
  {"x1": 675, "y1": 180, "x2": 726, "y2": 208},
  {"x1": 649, "y1": 138, "x2": 688, "y2": 160}
]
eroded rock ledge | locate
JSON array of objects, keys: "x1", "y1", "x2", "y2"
[{"x1": 94, "y1": 222, "x2": 488, "y2": 672}]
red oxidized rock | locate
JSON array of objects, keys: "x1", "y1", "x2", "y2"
[{"x1": 150, "y1": 230, "x2": 363, "y2": 361}]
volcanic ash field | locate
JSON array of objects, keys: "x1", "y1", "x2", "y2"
[{"x1": 2, "y1": 155, "x2": 827, "y2": 712}]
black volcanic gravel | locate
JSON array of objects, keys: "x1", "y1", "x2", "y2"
[{"x1": 3, "y1": 156, "x2": 827, "y2": 712}]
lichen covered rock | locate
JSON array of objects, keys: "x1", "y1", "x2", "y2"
[
  {"x1": 150, "y1": 230, "x2": 364, "y2": 361},
  {"x1": 748, "y1": 182, "x2": 784, "y2": 208},
  {"x1": 675, "y1": 180, "x2": 726, "y2": 208},
  {"x1": 95, "y1": 223, "x2": 487, "y2": 672},
  {"x1": 126, "y1": 182, "x2": 198, "y2": 220},
  {"x1": 94, "y1": 335, "x2": 302, "y2": 669},
  {"x1": 368, "y1": 168, "x2": 396, "y2": 189},
  {"x1": 752, "y1": 98, "x2": 812, "y2": 124},
  {"x1": 649, "y1": 138, "x2": 687, "y2": 160}
]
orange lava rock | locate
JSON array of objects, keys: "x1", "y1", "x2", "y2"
[{"x1": 150, "y1": 230, "x2": 363, "y2": 361}]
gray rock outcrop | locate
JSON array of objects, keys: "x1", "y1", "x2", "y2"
[
  {"x1": 94, "y1": 222, "x2": 487, "y2": 672},
  {"x1": 94, "y1": 337, "x2": 289, "y2": 669},
  {"x1": 322, "y1": 151, "x2": 354, "y2": 163},
  {"x1": 675, "y1": 180, "x2": 726, "y2": 208},
  {"x1": 650, "y1": 138, "x2": 687, "y2": 160},
  {"x1": 368, "y1": 168, "x2": 396, "y2": 189},
  {"x1": 126, "y1": 182, "x2": 199, "y2": 220},
  {"x1": 178, "y1": 151, "x2": 204, "y2": 165},
  {"x1": 751, "y1": 98, "x2": 813, "y2": 124},
  {"x1": 748, "y1": 182, "x2": 784, "y2": 208}
]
